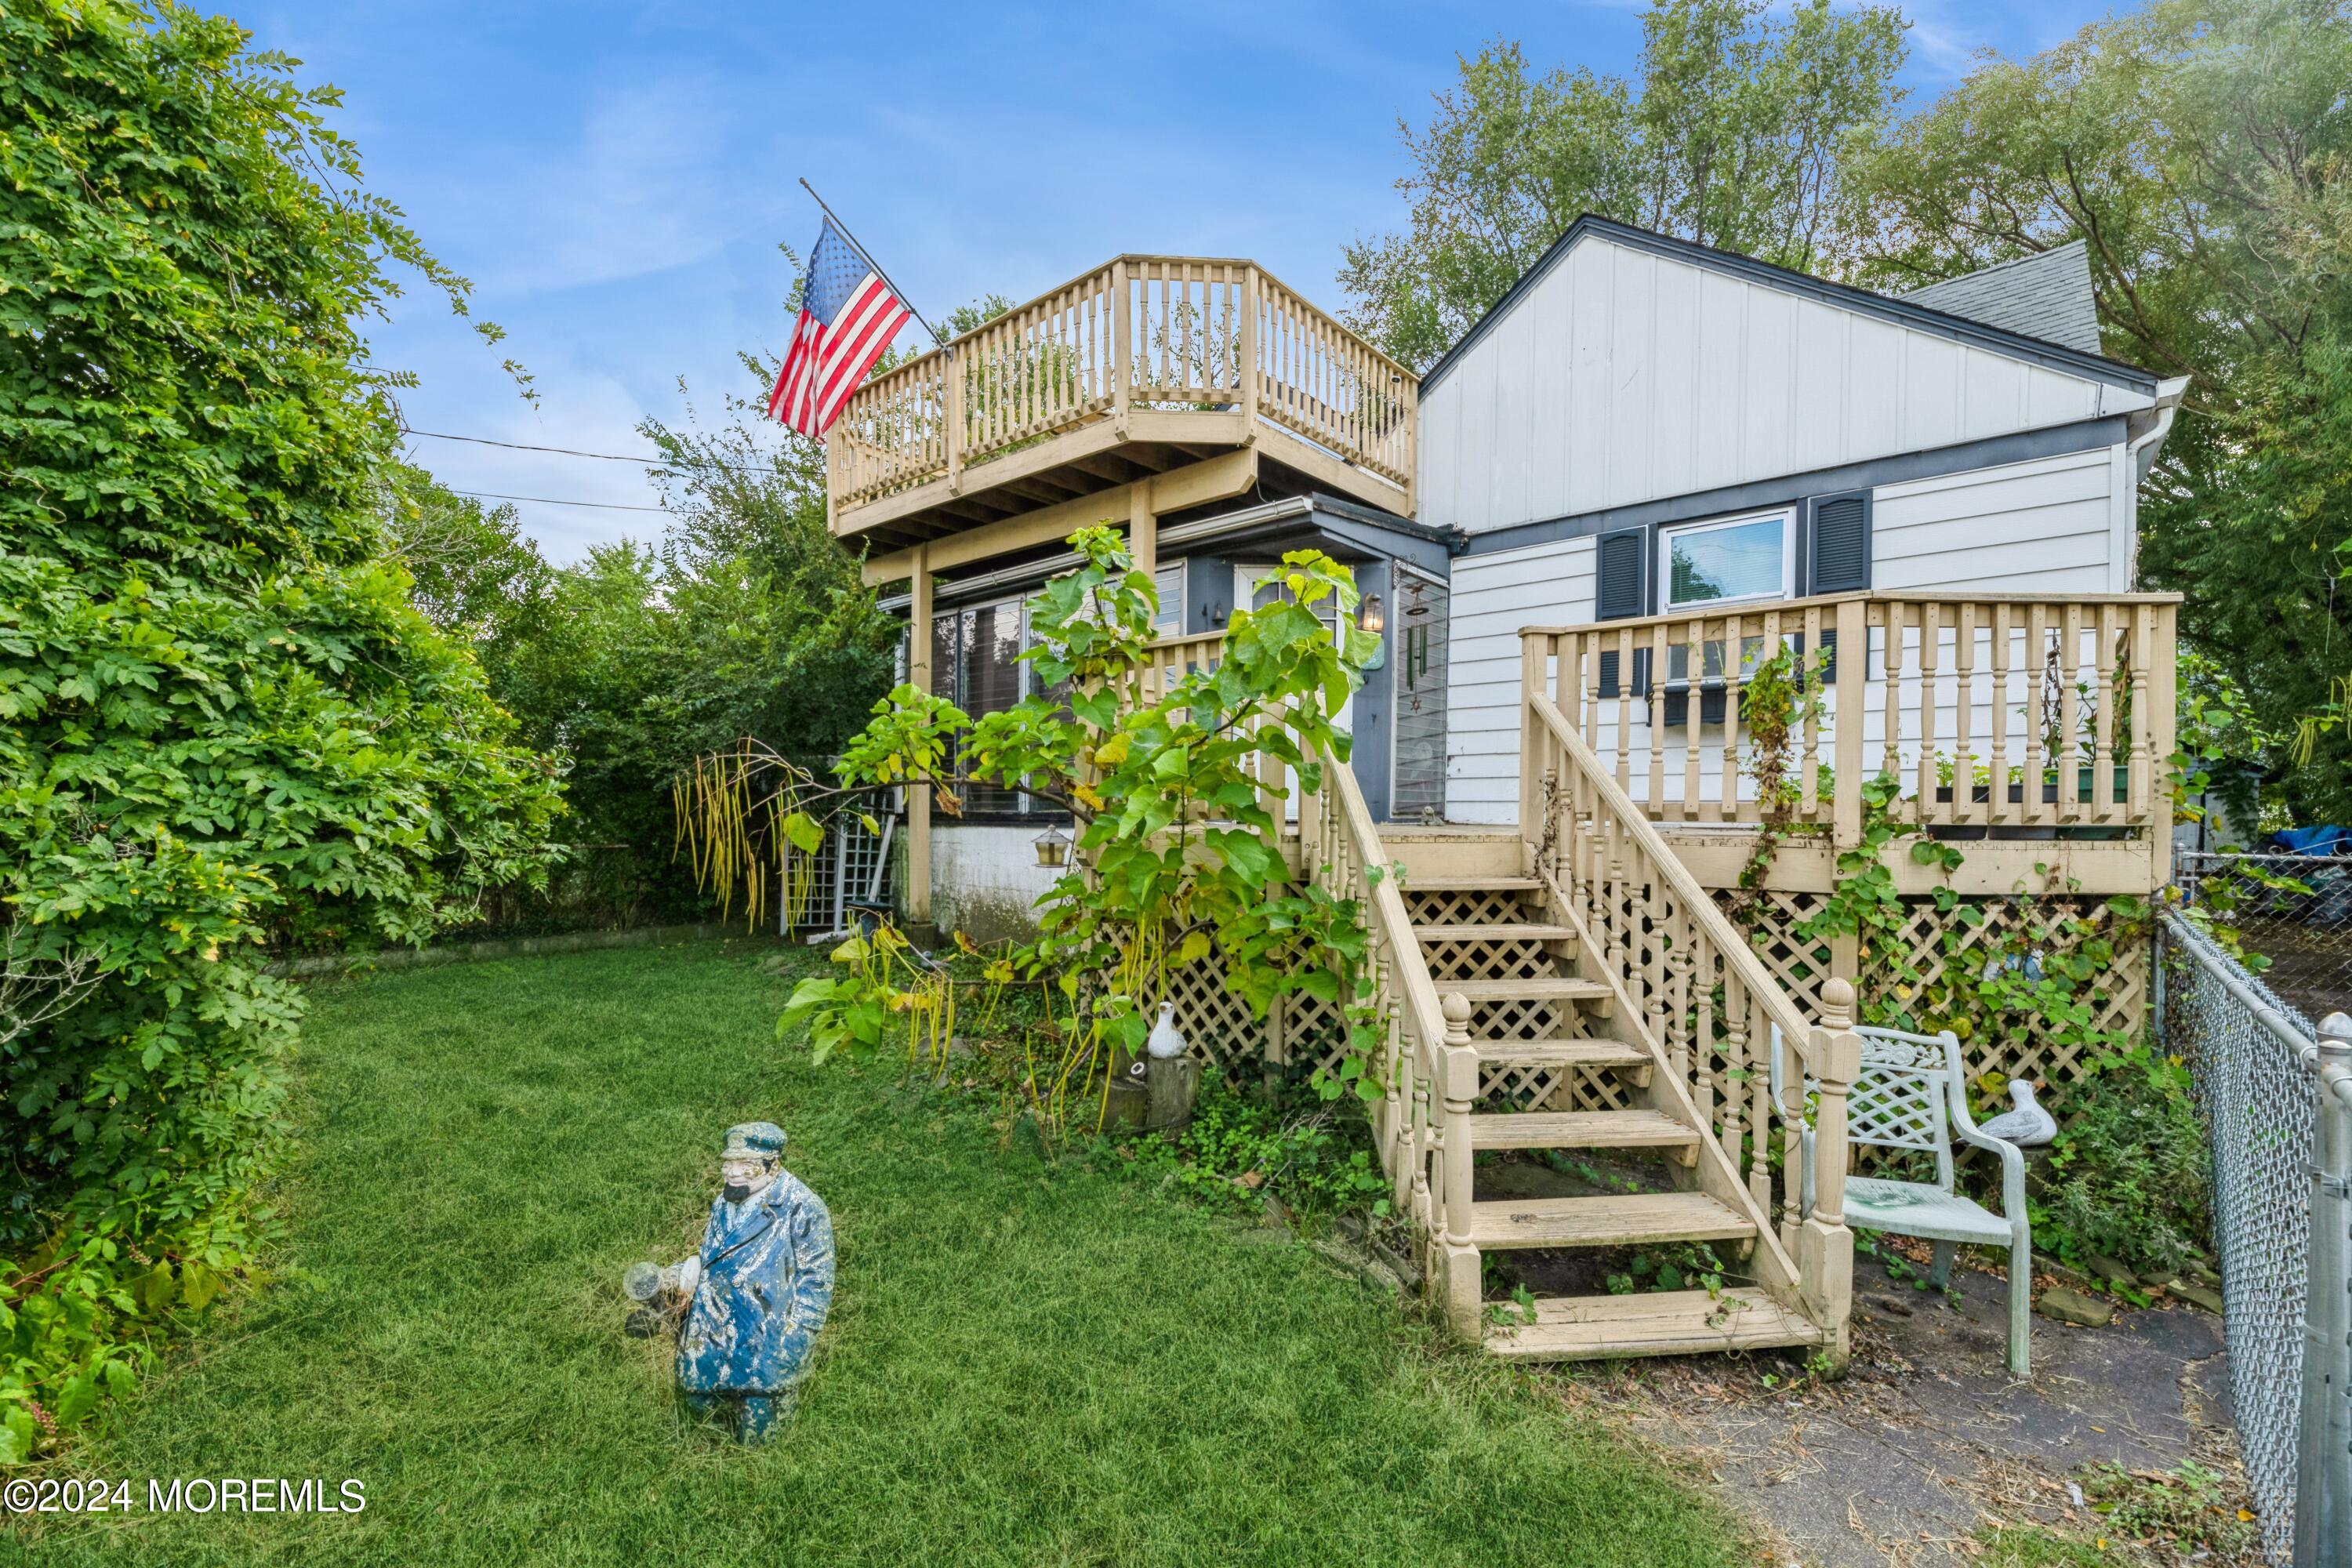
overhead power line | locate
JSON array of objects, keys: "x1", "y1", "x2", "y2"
[
  {"x1": 399, "y1": 426, "x2": 785, "y2": 474},
  {"x1": 448, "y1": 488, "x2": 676, "y2": 514}
]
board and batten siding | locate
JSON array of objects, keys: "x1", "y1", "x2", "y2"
[
  {"x1": 1443, "y1": 536, "x2": 1596, "y2": 824},
  {"x1": 1418, "y1": 232, "x2": 2150, "y2": 538},
  {"x1": 1439, "y1": 447, "x2": 2136, "y2": 825}
]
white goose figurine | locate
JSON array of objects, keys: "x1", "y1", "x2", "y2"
[
  {"x1": 1145, "y1": 1001, "x2": 1187, "y2": 1061},
  {"x1": 1978, "y1": 1080, "x2": 2057, "y2": 1148}
]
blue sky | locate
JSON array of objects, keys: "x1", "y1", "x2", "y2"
[{"x1": 238, "y1": 1, "x2": 2125, "y2": 560}]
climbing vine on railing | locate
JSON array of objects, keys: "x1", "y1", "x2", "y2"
[{"x1": 1728, "y1": 643, "x2": 1831, "y2": 924}]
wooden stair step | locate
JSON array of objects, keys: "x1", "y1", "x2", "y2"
[
  {"x1": 1468, "y1": 1038, "x2": 1650, "y2": 1069},
  {"x1": 1412, "y1": 922, "x2": 1577, "y2": 942},
  {"x1": 1468, "y1": 1109, "x2": 1697, "y2": 1152},
  {"x1": 1485, "y1": 1287, "x2": 1822, "y2": 1362},
  {"x1": 1445, "y1": 978, "x2": 1612, "y2": 1002},
  {"x1": 1402, "y1": 876, "x2": 1540, "y2": 893},
  {"x1": 1469, "y1": 1191, "x2": 1755, "y2": 1250}
]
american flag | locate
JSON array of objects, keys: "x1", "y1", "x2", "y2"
[{"x1": 766, "y1": 216, "x2": 915, "y2": 439}]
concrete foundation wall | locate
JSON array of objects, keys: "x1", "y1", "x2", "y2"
[{"x1": 928, "y1": 825, "x2": 1058, "y2": 945}]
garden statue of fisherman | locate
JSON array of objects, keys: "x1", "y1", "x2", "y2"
[{"x1": 627, "y1": 1120, "x2": 834, "y2": 1443}]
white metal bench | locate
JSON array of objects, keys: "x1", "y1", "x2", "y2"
[{"x1": 1773, "y1": 1023, "x2": 2034, "y2": 1375}]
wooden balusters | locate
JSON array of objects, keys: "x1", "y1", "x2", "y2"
[
  {"x1": 1797, "y1": 978, "x2": 1863, "y2": 1355},
  {"x1": 1744, "y1": 984, "x2": 1773, "y2": 1217},
  {"x1": 1646, "y1": 620, "x2": 1669, "y2": 813},
  {"x1": 1799, "y1": 601, "x2": 1824, "y2": 817},
  {"x1": 1952, "y1": 603, "x2": 1976, "y2": 822},
  {"x1": 2128, "y1": 601, "x2": 2155, "y2": 823},
  {"x1": 1438, "y1": 993, "x2": 1482, "y2": 1338},
  {"x1": 1682, "y1": 615, "x2": 1704, "y2": 819},
  {"x1": 2024, "y1": 603, "x2": 2049, "y2": 827},
  {"x1": 1831, "y1": 597, "x2": 1867, "y2": 850},
  {"x1": 1915, "y1": 601, "x2": 1940, "y2": 823},
  {"x1": 1529, "y1": 592, "x2": 2176, "y2": 847}
]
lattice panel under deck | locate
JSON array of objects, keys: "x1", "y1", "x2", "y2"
[
  {"x1": 1734, "y1": 891, "x2": 1836, "y2": 1017},
  {"x1": 1707, "y1": 891, "x2": 2151, "y2": 1111},
  {"x1": 1158, "y1": 951, "x2": 1270, "y2": 1074},
  {"x1": 1420, "y1": 935, "x2": 1562, "y2": 985},
  {"x1": 1403, "y1": 887, "x2": 1531, "y2": 927}
]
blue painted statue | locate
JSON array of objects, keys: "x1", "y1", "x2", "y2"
[{"x1": 629, "y1": 1120, "x2": 834, "y2": 1443}]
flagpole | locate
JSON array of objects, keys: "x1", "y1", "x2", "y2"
[{"x1": 797, "y1": 178, "x2": 946, "y2": 347}]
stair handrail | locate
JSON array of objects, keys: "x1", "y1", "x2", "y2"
[
  {"x1": 1526, "y1": 690, "x2": 1861, "y2": 1351},
  {"x1": 1302, "y1": 739, "x2": 1484, "y2": 1334}
]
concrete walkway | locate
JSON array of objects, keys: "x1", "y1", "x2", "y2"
[{"x1": 1543, "y1": 1247, "x2": 2250, "y2": 1566}]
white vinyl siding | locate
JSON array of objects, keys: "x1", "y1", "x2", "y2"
[
  {"x1": 1442, "y1": 536, "x2": 1597, "y2": 824},
  {"x1": 1871, "y1": 447, "x2": 2125, "y2": 595},
  {"x1": 1418, "y1": 234, "x2": 2151, "y2": 538}
]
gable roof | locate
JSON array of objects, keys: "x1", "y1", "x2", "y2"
[
  {"x1": 1417, "y1": 216, "x2": 2154, "y2": 397},
  {"x1": 1904, "y1": 240, "x2": 2102, "y2": 355}
]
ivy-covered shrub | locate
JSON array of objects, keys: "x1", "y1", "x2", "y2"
[{"x1": 0, "y1": 2, "x2": 562, "y2": 1458}]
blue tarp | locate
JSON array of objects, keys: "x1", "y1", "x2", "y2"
[{"x1": 2268, "y1": 824, "x2": 2352, "y2": 856}]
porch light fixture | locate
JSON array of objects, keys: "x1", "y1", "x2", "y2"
[
  {"x1": 1033, "y1": 825, "x2": 1072, "y2": 869},
  {"x1": 1356, "y1": 592, "x2": 1388, "y2": 670}
]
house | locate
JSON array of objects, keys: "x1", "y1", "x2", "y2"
[{"x1": 828, "y1": 227, "x2": 2187, "y2": 1366}]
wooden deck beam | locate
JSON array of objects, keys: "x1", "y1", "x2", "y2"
[{"x1": 861, "y1": 449, "x2": 1259, "y2": 586}]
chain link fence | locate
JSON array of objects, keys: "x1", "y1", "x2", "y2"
[
  {"x1": 2176, "y1": 850, "x2": 2352, "y2": 1022},
  {"x1": 2158, "y1": 909, "x2": 2352, "y2": 1565}
]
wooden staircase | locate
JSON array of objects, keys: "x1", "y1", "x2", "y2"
[
  {"x1": 1301, "y1": 701, "x2": 1864, "y2": 1372},
  {"x1": 1396, "y1": 856, "x2": 1825, "y2": 1363}
]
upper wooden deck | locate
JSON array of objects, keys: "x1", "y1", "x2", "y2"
[{"x1": 826, "y1": 256, "x2": 1417, "y2": 550}]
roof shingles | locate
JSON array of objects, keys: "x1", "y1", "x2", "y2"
[{"x1": 1904, "y1": 241, "x2": 2103, "y2": 356}]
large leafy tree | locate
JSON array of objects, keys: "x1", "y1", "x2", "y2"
[
  {"x1": 1846, "y1": 0, "x2": 2352, "y2": 822},
  {"x1": 1339, "y1": 0, "x2": 1908, "y2": 370},
  {"x1": 0, "y1": 0, "x2": 561, "y2": 1451},
  {"x1": 381, "y1": 370, "x2": 898, "y2": 930}
]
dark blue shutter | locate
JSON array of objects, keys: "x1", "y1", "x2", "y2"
[
  {"x1": 1807, "y1": 492, "x2": 1871, "y2": 594},
  {"x1": 1595, "y1": 527, "x2": 1650, "y2": 620}
]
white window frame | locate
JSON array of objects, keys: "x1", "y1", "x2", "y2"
[{"x1": 1657, "y1": 508, "x2": 1797, "y2": 613}]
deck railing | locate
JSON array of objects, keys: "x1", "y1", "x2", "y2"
[
  {"x1": 1301, "y1": 731, "x2": 1485, "y2": 1333},
  {"x1": 1519, "y1": 590, "x2": 2180, "y2": 847},
  {"x1": 828, "y1": 256, "x2": 1416, "y2": 517}
]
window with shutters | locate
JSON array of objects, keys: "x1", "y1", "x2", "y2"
[{"x1": 1657, "y1": 510, "x2": 1795, "y2": 612}]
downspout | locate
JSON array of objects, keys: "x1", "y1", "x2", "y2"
[
  {"x1": 2127, "y1": 375, "x2": 2192, "y2": 482},
  {"x1": 2120, "y1": 375, "x2": 2191, "y2": 587}
]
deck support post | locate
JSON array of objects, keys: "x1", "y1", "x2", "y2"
[
  {"x1": 1129, "y1": 481, "x2": 1156, "y2": 583},
  {"x1": 1519, "y1": 633, "x2": 1545, "y2": 875},
  {"x1": 906, "y1": 544, "x2": 933, "y2": 926}
]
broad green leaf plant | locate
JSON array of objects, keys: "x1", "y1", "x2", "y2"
[
  {"x1": 1, "y1": 2, "x2": 564, "y2": 1459},
  {"x1": 681, "y1": 527, "x2": 1382, "y2": 1124}
]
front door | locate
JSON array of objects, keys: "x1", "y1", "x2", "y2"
[
  {"x1": 1390, "y1": 564, "x2": 1449, "y2": 822},
  {"x1": 1234, "y1": 563, "x2": 1354, "y2": 821}
]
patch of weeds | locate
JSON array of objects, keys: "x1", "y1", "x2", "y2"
[
  {"x1": 1975, "y1": 1461, "x2": 2257, "y2": 1565},
  {"x1": 1603, "y1": 1244, "x2": 1726, "y2": 1298},
  {"x1": 1486, "y1": 1284, "x2": 1540, "y2": 1329},
  {"x1": 1112, "y1": 1075, "x2": 1389, "y2": 1222},
  {"x1": 2035, "y1": 1063, "x2": 2213, "y2": 1280},
  {"x1": 1857, "y1": 1232, "x2": 1961, "y2": 1307}
]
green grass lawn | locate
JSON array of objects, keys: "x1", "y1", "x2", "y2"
[{"x1": 20, "y1": 940, "x2": 1747, "y2": 1567}]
